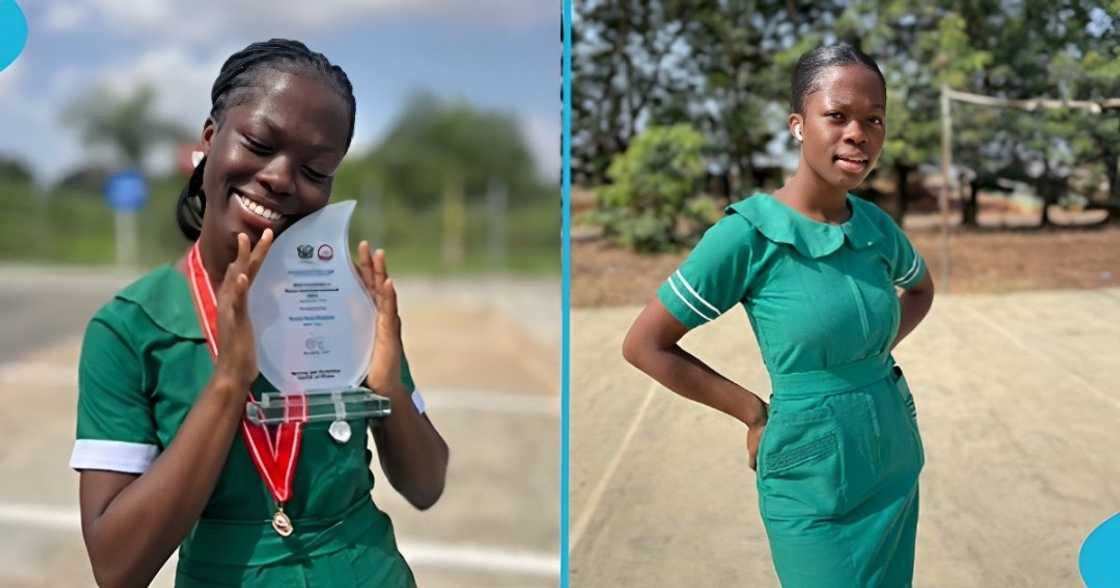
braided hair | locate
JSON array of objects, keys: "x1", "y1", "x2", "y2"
[
  {"x1": 790, "y1": 43, "x2": 885, "y2": 114},
  {"x1": 176, "y1": 39, "x2": 356, "y2": 241}
]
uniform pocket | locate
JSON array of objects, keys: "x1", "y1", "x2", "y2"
[
  {"x1": 766, "y1": 431, "x2": 838, "y2": 474},
  {"x1": 758, "y1": 406, "x2": 845, "y2": 520}
]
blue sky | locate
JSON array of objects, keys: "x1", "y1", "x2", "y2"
[{"x1": 0, "y1": 0, "x2": 559, "y2": 184}]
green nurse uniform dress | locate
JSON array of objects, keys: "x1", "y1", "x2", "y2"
[
  {"x1": 69, "y1": 265, "x2": 426, "y2": 587},
  {"x1": 658, "y1": 193, "x2": 927, "y2": 587}
]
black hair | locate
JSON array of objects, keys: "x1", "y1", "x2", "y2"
[
  {"x1": 791, "y1": 43, "x2": 886, "y2": 114},
  {"x1": 176, "y1": 38, "x2": 357, "y2": 241}
]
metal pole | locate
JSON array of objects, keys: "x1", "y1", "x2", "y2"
[
  {"x1": 363, "y1": 176, "x2": 384, "y2": 248},
  {"x1": 441, "y1": 173, "x2": 466, "y2": 268},
  {"x1": 487, "y1": 179, "x2": 507, "y2": 272},
  {"x1": 939, "y1": 85, "x2": 952, "y2": 292},
  {"x1": 115, "y1": 210, "x2": 138, "y2": 269}
]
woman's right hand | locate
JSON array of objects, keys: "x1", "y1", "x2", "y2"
[{"x1": 214, "y1": 230, "x2": 274, "y2": 390}]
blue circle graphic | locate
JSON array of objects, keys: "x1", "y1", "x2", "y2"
[
  {"x1": 1080, "y1": 513, "x2": 1120, "y2": 587},
  {"x1": 0, "y1": 0, "x2": 27, "y2": 72}
]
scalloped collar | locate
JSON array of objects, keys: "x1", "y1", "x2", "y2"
[{"x1": 726, "y1": 192, "x2": 884, "y2": 259}]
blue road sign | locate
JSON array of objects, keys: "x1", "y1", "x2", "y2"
[{"x1": 104, "y1": 171, "x2": 149, "y2": 213}]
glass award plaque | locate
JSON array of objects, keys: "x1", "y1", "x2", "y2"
[{"x1": 245, "y1": 200, "x2": 391, "y2": 425}]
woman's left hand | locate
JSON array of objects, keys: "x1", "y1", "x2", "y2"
[
  {"x1": 747, "y1": 423, "x2": 766, "y2": 471},
  {"x1": 355, "y1": 241, "x2": 405, "y2": 397},
  {"x1": 354, "y1": 241, "x2": 449, "y2": 510}
]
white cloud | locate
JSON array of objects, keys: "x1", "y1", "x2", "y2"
[
  {"x1": 46, "y1": 44, "x2": 230, "y2": 140},
  {"x1": 43, "y1": 2, "x2": 90, "y2": 32},
  {"x1": 14, "y1": 45, "x2": 232, "y2": 182},
  {"x1": 0, "y1": 61, "x2": 74, "y2": 184},
  {"x1": 97, "y1": 46, "x2": 226, "y2": 126},
  {"x1": 56, "y1": 0, "x2": 552, "y2": 45},
  {"x1": 13, "y1": 1, "x2": 556, "y2": 183},
  {"x1": 0, "y1": 58, "x2": 24, "y2": 98},
  {"x1": 520, "y1": 113, "x2": 560, "y2": 181}
]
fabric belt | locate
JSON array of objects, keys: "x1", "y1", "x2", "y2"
[
  {"x1": 179, "y1": 496, "x2": 389, "y2": 567},
  {"x1": 768, "y1": 354, "x2": 894, "y2": 399}
]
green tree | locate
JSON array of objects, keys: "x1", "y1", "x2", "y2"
[
  {"x1": 573, "y1": 1, "x2": 846, "y2": 194},
  {"x1": 339, "y1": 92, "x2": 545, "y2": 210},
  {"x1": 62, "y1": 84, "x2": 189, "y2": 172},
  {"x1": 0, "y1": 155, "x2": 33, "y2": 184},
  {"x1": 574, "y1": 0, "x2": 1120, "y2": 229},
  {"x1": 940, "y1": 0, "x2": 1116, "y2": 226},
  {"x1": 676, "y1": 1, "x2": 846, "y2": 197},
  {"x1": 1050, "y1": 4, "x2": 1120, "y2": 220},
  {"x1": 572, "y1": 0, "x2": 692, "y2": 185},
  {"x1": 594, "y1": 124, "x2": 706, "y2": 252},
  {"x1": 330, "y1": 92, "x2": 556, "y2": 273}
]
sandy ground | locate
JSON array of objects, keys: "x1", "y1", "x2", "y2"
[
  {"x1": 570, "y1": 289, "x2": 1120, "y2": 587},
  {"x1": 0, "y1": 268, "x2": 560, "y2": 588}
]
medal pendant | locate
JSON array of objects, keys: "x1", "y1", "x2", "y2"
[
  {"x1": 272, "y1": 508, "x2": 294, "y2": 537},
  {"x1": 328, "y1": 420, "x2": 352, "y2": 444}
]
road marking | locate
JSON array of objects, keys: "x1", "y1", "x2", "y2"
[
  {"x1": 0, "y1": 503, "x2": 77, "y2": 530},
  {"x1": 0, "y1": 502, "x2": 559, "y2": 577},
  {"x1": 400, "y1": 541, "x2": 558, "y2": 577},
  {"x1": 0, "y1": 363, "x2": 559, "y2": 417},
  {"x1": 569, "y1": 379, "x2": 659, "y2": 551},
  {"x1": 423, "y1": 387, "x2": 559, "y2": 417}
]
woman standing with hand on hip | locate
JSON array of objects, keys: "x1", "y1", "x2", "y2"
[
  {"x1": 623, "y1": 44, "x2": 934, "y2": 587},
  {"x1": 70, "y1": 39, "x2": 448, "y2": 587}
]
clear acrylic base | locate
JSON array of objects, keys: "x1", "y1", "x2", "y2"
[{"x1": 245, "y1": 388, "x2": 391, "y2": 425}]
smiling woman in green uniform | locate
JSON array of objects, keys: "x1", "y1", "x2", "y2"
[
  {"x1": 69, "y1": 39, "x2": 449, "y2": 587},
  {"x1": 623, "y1": 44, "x2": 934, "y2": 587}
]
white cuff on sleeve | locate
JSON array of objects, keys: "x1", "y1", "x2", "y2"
[{"x1": 70, "y1": 439, "x2": 159, "y2": 474}]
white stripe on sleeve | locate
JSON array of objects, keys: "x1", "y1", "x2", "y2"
[
  {"x1": 894, "y1": 255, "x2": 922, "y2": 286},
  {"x1": 674, "y1": 270, "x2": 720, "y2": 315},
  {"x1": 667, "y1": 274, "x2": 715, "y2": 323}
]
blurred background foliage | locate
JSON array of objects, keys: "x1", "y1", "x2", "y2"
[
  {"x1": 0, "y1": 89, "x2": 557, "y2": 274},
  {"x1": 573, "y1": 0, "x2": 1120, "y2": 251},
  {"x1": 586, "y1": 123, "x2": 711, "y2": 251}
]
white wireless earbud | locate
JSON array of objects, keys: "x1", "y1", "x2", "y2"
[{"x1": 794, "y1": 125, "x2": 803, "y2": 142}]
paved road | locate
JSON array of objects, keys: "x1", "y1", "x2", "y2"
[
  {"x1": 571, "y1": 289, "x2": 1120, "y2": 587},
  {"x1": 0, "y1": 267, "x2": 561, "y2": 588}
]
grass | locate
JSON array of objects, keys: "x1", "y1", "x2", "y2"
[{"x1": 0, "y1": 178, "x2": 558, "y2": 276}]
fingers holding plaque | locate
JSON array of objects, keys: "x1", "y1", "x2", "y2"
[
  {"x1": 245, "y1": 200, "x2": 390, "y2": 426},
  {"x1": 356, "y1": 241, "x2": 396, "y2": 315}
]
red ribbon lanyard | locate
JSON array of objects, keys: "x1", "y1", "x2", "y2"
[{"x1": 186, "y1": 243, "x2": 306, "y2": 507}]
